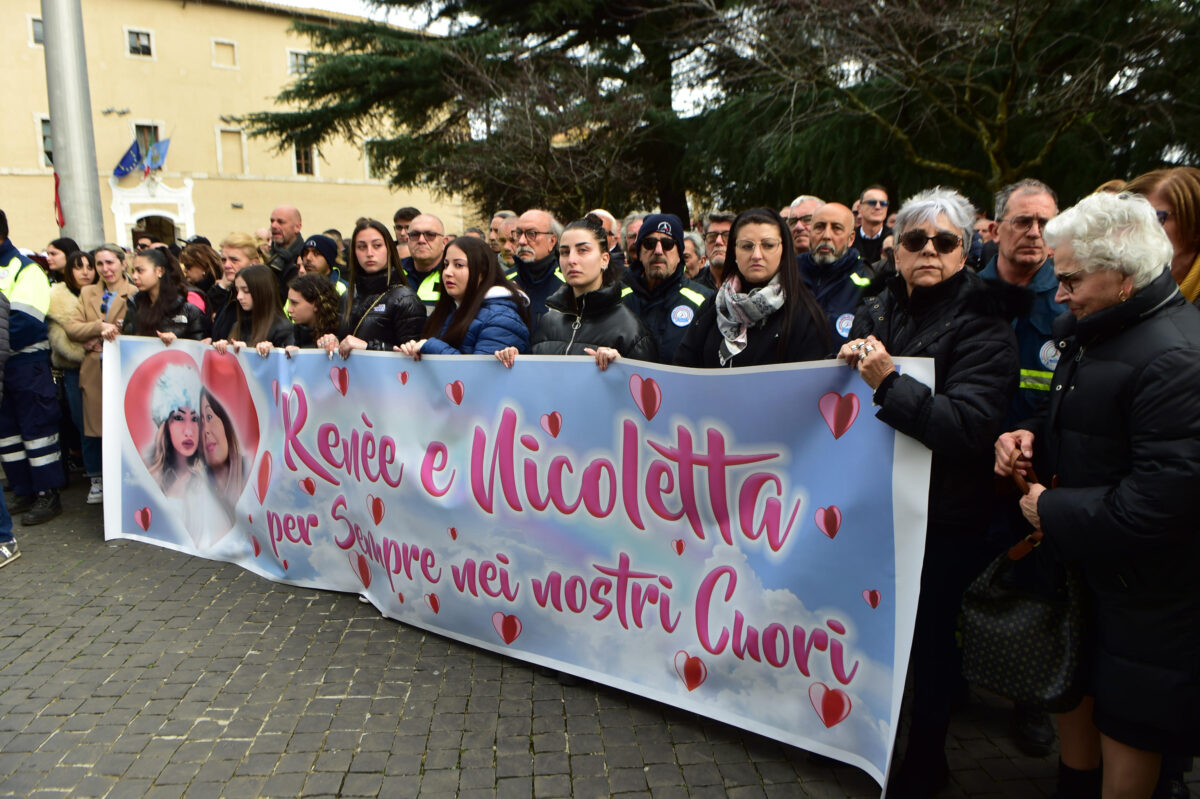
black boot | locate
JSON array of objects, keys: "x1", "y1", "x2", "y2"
[
  {"x1": 22, "y1": 491, "x2": 62, "y2": 525},
  {"x1": 1054, "y1": 759, "x2": 1101, "y2": 799}
]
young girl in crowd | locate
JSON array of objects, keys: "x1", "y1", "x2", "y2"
[
  {"x1": 67, "y1": 245, "x2": 136, "y2": 504},
  {"x1": 122, "y1": 247, "x2": 210, "y2": 343},
  {"x1": 213, "y1": 264, "x2": 294, "y2": 354},
  {"x1": 48, "y1": 251, "x2": 95, "y2": 500},
  {"x1": 179, "y1": 242, "x2": 221, "y2": 299},
  {"x1": 318, "y1": 218, "x2": 424, "y2": 357},
  {"x1": 496, "y1": 214, "x2": 656, "y2": 369},
  {"x1": 281, "y1": 273, "x2": 341, "y2": 352},
  {"x1": 397, "y1": 235, "x2": 529, "y2": 360},
  {"x1": 43, "y1": 237, "x2": 80, "y2": 283},
  {"x1": 675, "y1": 207, "x2": 830, "y2": 367}
]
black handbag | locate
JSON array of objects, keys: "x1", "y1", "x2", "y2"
[{"x1": 960, "y1": 460, "x2": 1087, "y2": 713}]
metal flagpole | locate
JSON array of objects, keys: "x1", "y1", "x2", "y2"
[{"x1": 42, "y1": 0, "x2": 105, "y2": 248}]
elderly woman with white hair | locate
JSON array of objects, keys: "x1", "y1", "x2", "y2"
[
  {"x1": 839, "y1": 186, "x2": 1022, "y2": 796},
  {"x1": 996, "y1": 191, "x2": 1200, "y2": 799}
]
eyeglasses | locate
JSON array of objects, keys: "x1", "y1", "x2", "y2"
[
  {"x1": 514, "y1": 229, "x2": 550, "y2": 242},
  {"x1": 862, "y1": 199, "x2": 889, "y2": 208},
  {"x1": 1001, "y1": 215, "x2": 1052, "y2": 234},
  {"x1": 790, "y1": 214, "x2": 814, "y2": 227},
  {"x1": 408, "y1": 230, "x2": 441, "y2": 241},
  {"x1": 898, "y1": 230, "x2": 963, "y2": 254},
  {"x1": 735, "y1": 238, "x2": 782, "y2": 254},
  {"x1": 1055, "y1": 269, "x2": 1085, "y2": 294},
  {"x1": 704, "y1": 230, "x2": 730, "y2": 245},
  {"x1": 1156, "y1": 210, "x2": 1172, "y2": 225},
  {"x1": 640, "y1": 236, "x2": 677, "y2": 252}
]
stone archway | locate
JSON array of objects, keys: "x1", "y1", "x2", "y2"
[
  {"x1": 109, "y1": 176, "x2": 195, "y2": 248},
  {"x1": 132, "y1": 215, "x2": 178, "y2": 244}
]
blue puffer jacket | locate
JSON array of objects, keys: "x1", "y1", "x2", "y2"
[{"x1": 421, "y1": 290, "x2": 530, "y2": 355}]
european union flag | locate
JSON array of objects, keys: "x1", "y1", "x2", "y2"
[
  {"x1": 144, "y1": 139, "x2": 171, "y2": 171},
  {"x1": 113, "y1": 140, "x2": 142, "y2": 177}
]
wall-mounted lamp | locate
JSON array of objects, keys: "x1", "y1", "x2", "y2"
[
  {"x1": 100, "y1": 107, "x2": 131, "y2": 116},
  {"x1": 231, "y1": 202, "x2": 244, "y2": 209}
]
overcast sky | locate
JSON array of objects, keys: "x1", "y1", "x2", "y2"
[{"x1": 269, "y1": 0, "x2": 444, "y2": 30}]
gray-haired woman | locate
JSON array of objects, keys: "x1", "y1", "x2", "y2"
[
  {"x1": 996, "y1": 191, "x2": 1200, "y2": 799},
  {"x1": 839, "y1": 187, "x2": 1023, "y2": 796}
]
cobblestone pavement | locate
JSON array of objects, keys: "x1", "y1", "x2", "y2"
[{"x1": 0, "y1": 482, "x2": 1197, "y2": 798}]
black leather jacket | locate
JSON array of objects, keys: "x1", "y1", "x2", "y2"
[
  {"x1": 531, "y1": 282, "x2": 658, "y2": 362},
  {"x1": 123, "y1": 291, "x2": 211, "y2": 340},
  {"x1": 337, "y1": 270, "x2": 425, "y2": 350}
]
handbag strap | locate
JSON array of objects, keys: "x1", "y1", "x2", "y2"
[{"x1": 1006, "y1": 449, "x2": 1057, "y2": 561}]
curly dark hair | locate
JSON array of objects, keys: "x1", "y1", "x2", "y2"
[{"x1": 288, "y1": 273, "x2": 341, "y2": 341}]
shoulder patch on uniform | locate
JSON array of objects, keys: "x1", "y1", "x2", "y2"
[
  {"x1": 670, "y1": 305, "x2": 695, "y2": 327},
  {"x1": 835, "y1": 313, "x2": 855, "y2": 339},
  {"x1": 1039, "y1": 340, "x2": 1061, "y2": 370}
]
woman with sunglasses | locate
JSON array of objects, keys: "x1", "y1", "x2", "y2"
[
  {"x1": 674, "y1": 208, "x2": 829, "y2": 367},
  {"x1": 64, "y1": 245, "x2": 136, "y2": 504},
  {"x1": 838, "y1": 187, "x2": 1021, "y2": 796}
]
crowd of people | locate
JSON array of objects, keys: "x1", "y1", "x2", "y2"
[{"x1": 1, "y1": 163, "x2": 1199, "y2": 798}]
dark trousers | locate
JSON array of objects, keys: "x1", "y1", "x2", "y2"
[{"x1": 0, "y1": 358, "x2": 65, "y2": 495}]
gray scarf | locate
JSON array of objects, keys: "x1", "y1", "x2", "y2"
[{"x1": 714, "y1": 274, "x2": 786, "y2": 365}]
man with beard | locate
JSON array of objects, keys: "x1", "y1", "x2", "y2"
[
  {"x1": 695, "y1": 211, "x2": 734, "y2": 289},
  {"x1": 797, "y1": 203, "x2": 875, "y2": 343},
  {"x1": 621, "y1": 213, "x2": 712, "y2": 363},
  {"x1": 266, "y1": 205, "x2": 304, "y2": 302},
  {"x1": 506, "y1": 208, "x2": 563, "y2": 326}
]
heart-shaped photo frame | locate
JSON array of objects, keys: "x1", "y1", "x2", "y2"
[{"x1": 124, "y1": 349, "x2": 260, "y2": 548}]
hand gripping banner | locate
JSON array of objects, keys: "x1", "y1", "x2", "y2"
[{"x1": 104, "y1": 338, "x2": 932, "y2": 786}]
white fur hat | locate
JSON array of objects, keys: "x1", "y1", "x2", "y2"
[{"x1": 151, "y1": 364, "x2": 201, "y2": 426}]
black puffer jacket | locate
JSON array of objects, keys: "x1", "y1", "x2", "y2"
[
  {"x1": 337, "y1": 270, "x2": 424, "y2": 350},
  {"x1": 532, "y1": 282, "x2": 658, "y2": 362},
  {"x1": 674, "y1": 296, "x2": 829, "y2": 368},
  {"x1": 1029, "y1": 269, "x2": 1200, "y2": 739},
  {"x1": 206, "y1": 281, "x2": 237, "y2": 341},
  {"x1": 122, "y1": 291, "x2": 211, "y2": 340},
  {"x1": 851, "y1": 268, "x2": 1022, "y2": 537}
]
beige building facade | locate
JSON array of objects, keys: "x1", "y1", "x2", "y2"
[{"x1": 5, "y1": 0, "x2": 467, "y2": 249}]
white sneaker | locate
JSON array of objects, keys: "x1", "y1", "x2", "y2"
[
  {"x1": 87, "y1": 479, "x2": 103, "y2": 505},
  {"x1": 0, "y1": 541, "x2": 20, "y2": 569}
]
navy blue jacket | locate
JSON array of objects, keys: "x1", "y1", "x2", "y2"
[
  {"x1": 621, "y1": 263, "x2": 712, "y2": 364},
  {"x1": 507, "y1": 253, "x2": 564, "y2": 329},
  {"x1": 979, "y1": 257, "x2": 1066, "y2": 427},
  {"x1": 422, "y1": 293, "x2": 530, "y2": 355},
  {"x1": 797, "y1": 247, "x2": 876, "y2": 344}
]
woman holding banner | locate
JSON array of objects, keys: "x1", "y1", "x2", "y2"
[
  {"x1": 397, "y1": 236, "x2": 529, "y2": 360},
  {"x1": 122, "y1": 248, "x2": 210, "y2": 344},
  {"x1": 996, "y1": 192, "x2": 1200, "y2": 799},
  {"x1": 673, "y1": 207, "x2": 829, "y2": 367},
  {"x1": 839, "y1": 186, "x2": 1020, "y2": 796},
  {"x1": 496, "y1": 214, "x2": 656, "y2": 368},
  {"x1": 318, "y1": 218, "x2": 424, "y2": 358}
]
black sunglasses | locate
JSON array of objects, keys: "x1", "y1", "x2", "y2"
[
  {"x1": 898, "y1": 230, "x2": 962, "y2": 254},
  {"x1": 640, "y1": 236, "x2": 677, "y2": 252}
]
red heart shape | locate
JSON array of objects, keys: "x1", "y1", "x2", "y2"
[
  {"x1": 539, "y1": 412, "x2": 563, "y2": 438},
  {"x1": 863, "y1": 589, "x2": 882, "y2": 609},
  {"x1": 448, "y1": 526, "x2": 458, "y2": 541},
  {"x1": 425, "y1": 593, "x2": 440, "y2": 613},
  {"x1": 445, "y1": 380, "x2": 465, "y2": 405},
  {"x1": 282, "y1": 559, "x2": 289, "y2": 570},
  {"x1": 672, "y1": 539, "x2": 685, "y2": 555},
  {"x1": 491, "y1": 611, "x2": 523, "y2": 644},
  {"x1": 809, "y1": 682, "x2": 852, "y2": 728},
  {"x1": 368, "y1": 494, "x2": 385, "y2": 525},
  {"x1": 674, "y1": 650, "x2": 707, "y2": 691},
  {"x1": 350, "y1": 552, "x2": 371, "y2": 589},
  {"x1": 816, "y1": 505, "x2": 842, "y2": 539},
  {"x1": 628, "y1": 374, "x2": 662, "y2": 421},
  {"x1": 134, "y1": 507, "x2": 152, "y2": 531},
  {"x1": 330, "y1": 366, "x2": 348, "y2": 396},
  {"x1": 299, "y1": 477, "x2": 316, "y2": 496},
  {"x1": 251, "y1": 535, "x2": 261, "y2": 557},
  {"x1": 398, "y1": 371, "x2": 409, "y2": 385},
  {"x1": 818, "y1": 392, "x2": 860, "y2": 440},
  {"x1": 255, "y1": 451, "x2": 272, "y2": 504}
]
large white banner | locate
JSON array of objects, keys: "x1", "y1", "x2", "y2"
[{"x1": 105, "y1": 337, "x2": 932, "y2": 786}]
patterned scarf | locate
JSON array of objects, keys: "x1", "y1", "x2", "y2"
[{"x1": 714, "y1": 274, "x2": 786, "y2": 365}]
